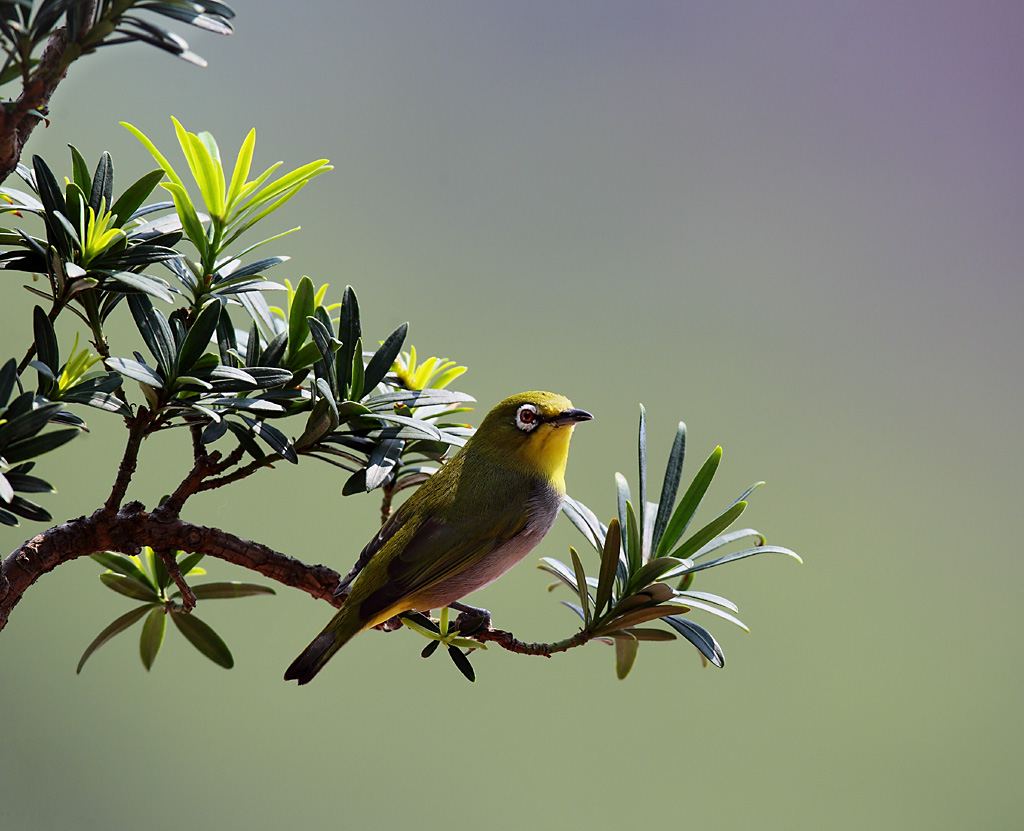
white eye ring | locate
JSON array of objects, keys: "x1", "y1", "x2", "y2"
[{"x1": 515, "y1": 403, "x2": 540, "y2": 432}]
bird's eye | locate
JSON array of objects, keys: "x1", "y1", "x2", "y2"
[{"x1": 515, "y1": 404, "x2": 539, "y2": 432}]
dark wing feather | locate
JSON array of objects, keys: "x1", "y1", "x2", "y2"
[{"x1": 358, "y1": 510, "x2": 530, "y2": 621}]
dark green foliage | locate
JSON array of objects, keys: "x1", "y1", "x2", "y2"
[
  {"x1": 540, "y1": 407, "x2": 801, "y2": 679},
  {"x1": 0, "y1": 0, "x2": 235, "y2": 85}
]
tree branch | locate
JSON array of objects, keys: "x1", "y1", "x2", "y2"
[
  {"x1": 469, "y1": 625, "x2": 592, "y2": 656},
  {"x1": 0, "y1": 28, "x2": 71, "y2": 184},
  {"x1": 0, "y1": 506, "x2": 345, "y2": 632},
  {"x1": 103, "y1": 408, "x2": 150, "y2": 515}
]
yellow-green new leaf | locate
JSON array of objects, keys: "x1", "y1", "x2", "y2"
[{"x1": 226, "y1": 128, "x2": 256, "y2": 212}]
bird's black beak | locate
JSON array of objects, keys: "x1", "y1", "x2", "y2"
[{"x1": 550, "y1": 408, "x2": 594, "y2": 427}]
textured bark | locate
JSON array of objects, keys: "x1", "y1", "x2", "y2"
[
  {"x1": 0, "y1": 504, "x2": 345, "y2": 632},
  {"x1": 0, "y1": 28, "x2": 72, "y2": 184}
]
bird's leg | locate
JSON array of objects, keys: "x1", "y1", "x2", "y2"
[{"x1": 451, "y1": 600, "x2": 491, "y2": 635}]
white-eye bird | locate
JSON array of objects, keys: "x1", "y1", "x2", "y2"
[{"x1": 284, "y1": 391, "x2": 592, "y2": 684}]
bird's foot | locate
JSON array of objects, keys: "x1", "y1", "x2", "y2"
[{"x1": 451, "y1": 601, "x2": 491, "y2": 635}]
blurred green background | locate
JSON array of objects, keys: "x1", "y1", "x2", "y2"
[{"x1": 2, "y1": 2, "x2": 1022, "y2": 829}]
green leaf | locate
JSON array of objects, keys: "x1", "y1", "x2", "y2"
[
  {"x1": 76, "y1": 604, "x2": 153, "y2": 674},
  {"x1": 161, "y1": 181, "x2": 208, "y2": 257},
  {"x1": 1, "y1": 495, "x2": 51, "y2": 522},
  {"x1": 100, "y1": 572, "x2": 161, "y2": 603},
  {"x1": 337, "y1": 286, "x2": 360, "y2": 399},
  {"x1": 656, "y1": 445, "x2": 722, "y2": 558},
  {"x1": 139, "y1": 606, "x2": 167, "y2": 670},
  {"x1": 664, "y1": 616, "x2": 724, "y2": 667},
  {"x1": 637, "y1": 404, "x2": 647, "y2": 552},
  {"x1": 90, "y1": 551, "x2": 155, "y2": 589},
  {"x1": 349, "y1": 337, "x2": 364, "y2": 401},
  {"x1": 561, "y1": 494, "x2": 606, "y2": 553},
  {"x1": 667, "y1": 500, "x2": 747, "y2": 562},
  {"x1": 32, "y1": 305, "x2": 59, "y2": 375},
  {"x1": 3, "y1": 470, "x2": 54, "y2": 494},
  {"x1": 0, "y1": 358, "x2": 17, "y2": 408},
  {"x1": 177, "y1": 552, "x2": 205, "y2": 576},
  {"x1": 447, "y1": 645, "x2": 476, "y2": 682},
  {"x1": 128, "y1": 294, "x2": 175, "y2": 377},
  {"x1": 0, "y1": 400, "x2": 63, "y2": 444},
  {"x1": 286, "y1": 276, "x2": 315, "y2": 364},
  {"x1": 2, "y1": 428, "x2": 78, "y2": 463},
  {"x1": 569, "y1": 546, "x2": 590, "y2": 626},
  {"x1": 89, "y1": 152, "x2": 113, "y2": 216},
  {"x1": 537, "y1": 557, "x2": 580, "y2": 593},
  {"x1": 364, "y1": 437, "x2": 404, "y2": 492},
  {"x1": 594, "y1": 518, "x2": 621, "y2": 618},
  {"x1": 106, "y1": 357, "x2": 163, "y2": 388},
  {"x1": 148, "y1": 546, "x2": 172, "y2": 591},
  {"x1": 105, "y1": 270, "x2": 175, "y2": 303},
  {"x1": 625, "y1": 499, "x2": 641, "y2": 575},
  {"x1": 183, "y1": 128, "x2": 225, "y2": 217},
  {"x1": 673, "y1": 545, "x2": 802, "y2": 577},
  {"x1": 180, "y1": 582, "x2": 275, "y2": 600},
  {"x1": 171, "y1": 611, "x2": 234, "y2": 668},
  {"x1": 245, "y1": 416, "x2": 297, "y2": 463},
  {"x1": 667, "y1": 596, "x2": 748, "y2": 631},
  {"x1": 177, "y1": 300, "x2": 222, "y2": 375},
  {"x1": 69, "y1": 145, "x2": 92, "y2": 201},
  {"x1": 615, "y1": 636, "x2": 639, "y2": 679},
  {"x1": 225, "y1": 128, "x2": 255, "y2": 211},
  {"x1": 602, "y1": 605, "x2": 686, "y2": 632},
  {"x1": 652, "y1": 421, "x2": 686, "y2": 554},
  {"x1": 615, "y1": 472, "x2": 630, "y2": 558},
  {"x1": 627, "y1": 556, "x2": 691, "y2": 593},
  {"x1": 110, "y1": 169, "x2": 166, "y2": 226},
  {"x1": 362, "y1": 322, "x2": 408, "y2": 394}
]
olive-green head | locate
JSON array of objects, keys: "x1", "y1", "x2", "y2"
[{"x1": 469, "y1": 391, "x2": 593, "y2": 488}]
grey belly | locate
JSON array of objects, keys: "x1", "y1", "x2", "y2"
[{"x1": 413, "y1": 494, "x2": 562, "y2": 612}]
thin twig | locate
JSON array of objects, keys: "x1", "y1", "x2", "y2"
[
  {"x1": 469, "y1": 626, "x2": 592, "y2": 656},
  {"x1": 103, "y1": 409, "x2": 152, "y2": 515},
  {"x1": 156, "y1": 547, "x2": 196, "y2": 611},
  {"x1": 156, "y1": 449, "x2": 222, "y2": 518},
  {"x1": 198, "y1": 453, "x2": 280, "y2": 492}
]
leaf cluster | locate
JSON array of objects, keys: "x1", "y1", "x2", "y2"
[
  {"x1": 1, "y1": 0, "x2": 234, "y2": 91},
  {"x1": 1, "y1": 121, "x2": 474, "y2": 523},
  {"x1": 77, "y1": 546, "x2": 273, "y2": 672},
  {"x1": 542, "y1": 407, "x2": 801, "y2": 679},
  {"x1": 0, "y1": 357, "x2": 81, "y2": 525}
]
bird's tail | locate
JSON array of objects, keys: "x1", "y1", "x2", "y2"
[{"x1": 284, "y1": 611, "x2": 361, "y2": 685}]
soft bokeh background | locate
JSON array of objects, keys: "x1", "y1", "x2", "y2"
[{"x1": 2, "y1": 2, "x2": 1022, "y2": 829}]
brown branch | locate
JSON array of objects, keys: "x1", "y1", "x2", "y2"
[
  {"x1": 103, "y1": 408, "x2": 150, "y2": 515},
  {"x1": 468, "y1": 625, "x2": 592, "y2": 656},
  {"x1": 156, "y1": 448, "x2": 222, "y2": 518},
  {"x1": 0, "y1": 506, "x2": 345, "y2": 632},
  {"x1": 0, "y1": 28, "x2": 71, "y2": 184},
  {"x1": 156, "y1": 546, "x2": 196, "y2": 611},
  {"x1": 197, "y1": 453, "x2": 280, "y2": 492}
]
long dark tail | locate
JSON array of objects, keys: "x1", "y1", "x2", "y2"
[{"x1": 285, "y1": 610, "x2": 362, "y2": 684}]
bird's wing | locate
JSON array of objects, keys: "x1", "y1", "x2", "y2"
[
  {"x1": 356, "y1": 508, "x2": 530, "y2": 622},
  {"x1": 334, "y1": 494, "x2": 417, "y2": 592}
]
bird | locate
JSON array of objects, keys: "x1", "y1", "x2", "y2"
[{"x1": 284, "y1": 391, "x2": 593, "y2": 684}]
